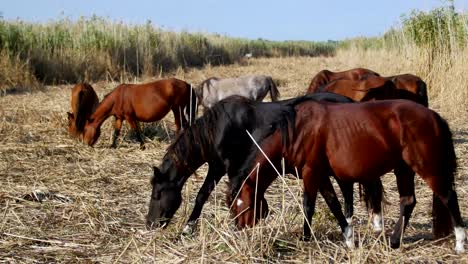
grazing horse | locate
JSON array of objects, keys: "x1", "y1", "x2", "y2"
[
  {"x1": 307, "y1": 68, "x2": 380, "y2": 93},
  {"x1": 67, "y1": 83, "x2": 99, "y2": 139},
  {"x1": 196, "y1": 75, "x2": 280, "y2": 109},
  {"x1": 83, "y1": 78, "x2": 197, "y2": 149},
  {"x1": 146, "y1": 93, "x2": 354, "y2": 233},
  {"x1": 309, "y1": 75, "x2": 429, "y2": 228},
  {"x1": 229, "y1": 99, "x2": 465, "y2": 253}
]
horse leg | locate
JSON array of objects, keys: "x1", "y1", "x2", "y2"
[
  {"x1": 390, "y1": 161, "x2": 416, "y2": 249},
  {"x1": 320, "y1": 176, "x2": 354, "y2": 248},
  {"x1": 126, "y1": 117, "x2": 145, "y2": 149},
  {"x1": 362, "y1": 180, "x2": 384, "y2": 232},
  {"x1": 336, "y1": 177, "x2": 354, "y2": 223},
  {"x1": 182, "y1": 163, "x2": 225, "y2": 235},
  {"x1": 111, "y1": 117, "x2": 123, "y2": 148},
  {"x1": 302, "y1": 185, "x2": 318, "y2": 241},
  {"x1": 301, "y1": 165, "x2": 320, "y2": 241},
  {"x1": 171, "y1": 107, "x2": 184, "y2": 133},
  {"x1": 420, "y1": 171, "x2": 465, "y2": 253}
]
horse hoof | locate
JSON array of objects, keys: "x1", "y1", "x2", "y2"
[
  {"x1": 140, "y1": 145, "x2": 146, "y2": 150},
  {"x1": 182, "y1": 221, "x2": 196, "y2": 235},
  {"x1": 390, "y1": 239, "x2": 400, "y2": 249},
  {"x1": 344, "y1": 225, "x2": 355, "y2": 249},
  {"x1": 301, "y1": 235, "x2": 311, "y2": 242},
  {"x1": 455, "y1": 245, "x2": 465, "y2": 254},
  {"x1": 372, "y1": 213, "x2": 383, "y2": 232}
]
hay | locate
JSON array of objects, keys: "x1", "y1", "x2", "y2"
[{"x1": 0, "y1": 54, "x2": 467, "y2": 263}]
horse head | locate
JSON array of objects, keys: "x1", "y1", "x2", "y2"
[
  {"x1": 67, "y1": 112, "x2": 79, "y2": 138},
  {"x1": 146, "y1": 166, "x2": 183, "y2": 229},
  {"x1": 228, "y1": 182, "x2": 269, "y2": 229},
  {"x1": 83, "y1": 120, "x2": 101, "y2": 147}
]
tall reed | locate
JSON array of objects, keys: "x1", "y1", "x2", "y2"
[{"x1": 0, "y1": 16, "x2": 335, "y2": 90}]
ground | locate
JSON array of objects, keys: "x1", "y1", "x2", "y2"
[{"x1": 0, "y1": 56, "x2": 467, "y2": 263}]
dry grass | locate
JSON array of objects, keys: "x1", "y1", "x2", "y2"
[{"x1": 0, "y1": 51, "x2": 467, "y2": 263}]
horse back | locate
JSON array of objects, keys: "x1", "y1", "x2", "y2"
[
  {"x1": 307, "y1": 68, "x2": 379, "y2": 93},
  {"x1": 294, "y1": 100, "x2": 433, "y2": 180},
  {"x1": 319, "y1": 76, "x2": 389, "y2": 101}
]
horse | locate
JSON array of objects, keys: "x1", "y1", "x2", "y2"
[
  {"x1": 195, "y1": 75, "x2": 280, "y2": 109},
  {"x1": 83, "y1": 78, "x2": 197, "y2": 149},
  {"x1": 229, "y1": 99, "x2": 465, "y2": 253},
  {"x1": 383, "y1": 74, "x2": 428, "y2": 106},
  {"x1": 146, "y1": 93, "x2": 354, "y2": 233},
  {"x1": 307, "y1": 68, "x2": 380, "y2": 93},
  {"x1": 67, "y1": 83, "x2": 99, "y2": 139},
  {"x1": 308, "y1": 75, "x2": 429, "y2": 228}
]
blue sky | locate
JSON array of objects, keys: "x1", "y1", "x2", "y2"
[{"x1": 1, "y1": 0, "x2": 467, "y2": 41}]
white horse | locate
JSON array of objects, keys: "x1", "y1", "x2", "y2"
[{"x1": 196, "y1": 75, "x2": 280, "y2": 109}]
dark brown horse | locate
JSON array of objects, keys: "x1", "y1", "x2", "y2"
[
  {"x1": 317, "y1": 76, "x2": 397, "y2": 102},
  {"x1": 67, "y1": 83, "x2": 99, "y2": 139},
  {"x1": 229, "y1": 99, "x2": 465, "y2": 253},
  {"x1": 308, "y1": 75, "x2": 428, "y2": 230},
  {"x1": 307, "y1": 68, "x2": 380, "y2": 93},
  {"x1": 83, "y1": 78, "x2": 197, "y2": 149},
  {"x1": 383, "y1": 74, "x2": 428, "y2": 106}
]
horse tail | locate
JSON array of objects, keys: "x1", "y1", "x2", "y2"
[
  {"x1": 268, "y1": 77, "x2": 280, "y2": 101},
  {"x1": 432, "y1": 113, "x2": 457, "y2": 239},
  {"x1": 417, "y1": 80, "x2": 429, "y2": 107},
  {"x1": 359, "y1": 180, "x2": 388, "y2": 212}
]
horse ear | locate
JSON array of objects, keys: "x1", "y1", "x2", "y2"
[{"x1": 67, "y1": 112, "x2": 74, "y2": 120}]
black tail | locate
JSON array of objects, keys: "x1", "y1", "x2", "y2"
[
  {"x1": 417, "y1": 80, "x2": 429, "y2": 107},
  {"x1": 432, "y1": 113, "x2": 457, "y2": 238},
  {"x1": 268, "y1": 77, "x2": 280, "y2": 101},
  {"x1": 360, "y1": 180, "x2": 388, "y2": 213}
]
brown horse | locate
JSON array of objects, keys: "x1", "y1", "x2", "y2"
[
  {"x1": 317, "y1": 76, "x2": 398, "y2": 102},
  {"x1": 307, "y1": 68, "x2": 380, "y2": 93},
  {"x1": 308, "y1": 75, "x2": 428, "y2": 230},
  {"x1": 83, "y1": 78, "x2": 197, "y2": 149},
  {"x1": 229, "y1": 99, "x2": 465, "y2": 253},
  {"x1": 67, "y1": 83, "x2": 99, "y2": 139},
  {"x1": 383, "y1": 74, "x2": 428, "y2": 106}
]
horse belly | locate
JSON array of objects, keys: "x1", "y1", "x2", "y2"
[
  {"x1": 328, "y1": 139, "x2": 398, "y2": 181},
  {"x1": 132, "y1": 96, "x2": 172, "y2": 122}
]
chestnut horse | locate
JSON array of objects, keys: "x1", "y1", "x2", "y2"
[
  {"x1": 308, "y1": 75, "x2": 428, "y2": 228},
  {"x1": 146, "y1": 93, "x2": 354, "y2": 233},
  {"x1": 229, "y1": 99, "x2": 465, "y2": 252},
  {"x1": 83, "y1": 78, "x2": 197, "y2": 149},
  {"x1": 307, "y1": 68, "x2": 380, "y2": 93},
  {"x1": 67, "y1": 83, "x2": 99, "y2": 139}
]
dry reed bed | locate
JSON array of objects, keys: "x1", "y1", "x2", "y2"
[{"x1": 0, "y1": 51, "x2": 467, "y2": 263}]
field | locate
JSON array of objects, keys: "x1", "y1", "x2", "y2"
[{"x1": 0, "y1": 50, "x2": 467, "y2": 263}]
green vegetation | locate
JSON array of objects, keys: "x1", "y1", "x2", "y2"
[
  {"x1": 340, "y1": 2, "x2": 467, "y2": 55},
  {"x1": 0, "y1": 16, "x2": 335, "y2": 89}
]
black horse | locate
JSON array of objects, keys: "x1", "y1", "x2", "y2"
[{"x1": 146, "y1": 92, "x2": 357, "y2": 232}]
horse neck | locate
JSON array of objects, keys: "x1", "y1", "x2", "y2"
[
  {"x1": 166, "y1": 124, "x2": 213, "y2": 186},
  {"x1": 88, "y1": 92, "x2": 115, "y2": 128}
]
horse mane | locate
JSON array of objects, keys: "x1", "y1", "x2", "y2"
[
  {"x1": 75, "y1": 83, "x2": 97, "y2": 132},
  {"x1": 163, "y1": 96, "x2": 241, "y2": 174}
]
